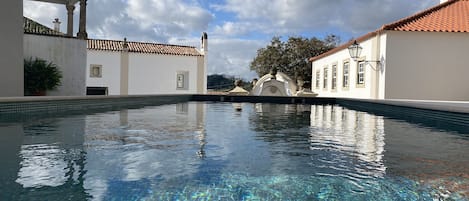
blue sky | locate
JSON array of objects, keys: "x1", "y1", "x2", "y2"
[{"x1": 24, "y1": 0, "x2": 439, "y2": 80}]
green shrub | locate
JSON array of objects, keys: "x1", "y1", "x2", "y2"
[{"x1": 24, "y1": 57, "x2": 62, "y2": 95}]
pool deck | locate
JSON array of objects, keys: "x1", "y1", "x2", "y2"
[{"x1": 0, "y1": 94, "x2": 469, "y2": 115}]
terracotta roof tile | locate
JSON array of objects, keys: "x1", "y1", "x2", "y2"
[
  {"x1": 87, "y1": 39, "x2": 203, "y2": 57},
  {"x1": 382, "y1": 0, "x2": 469, "y2": 32},
  {"x1": 23, "y1": 17, "x2": 64, "y2": 36},
  {"x1": 310, "y1": 0, "x2": 469, "y2": 62}
]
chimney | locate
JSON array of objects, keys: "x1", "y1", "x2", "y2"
[
  {"x1": 123, "y1": 37, "x2": 129, "y2": 51},
  {"x1": 440, "y1": 0, "x2": 448, "y2": 3},
  {"x1": 53, "y1": 18, "x2": 61, "y2": 32},
  {"x1": 201, "y1": 32, "x2": 208, "y2": 53}
]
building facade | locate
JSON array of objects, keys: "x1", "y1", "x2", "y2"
[
  {"x1": 311, "y1": 0, "x2": 469, "y2": 101},
  {"x1": 86, "y1": 35, "x2": 207, "y2": 95}
]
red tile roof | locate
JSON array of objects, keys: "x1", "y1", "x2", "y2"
[
  {"x1": 382, "y1": 0, "x2": 469, "y2": 32},
  {"x1": 310, "y1": 0, "x2": 469, "y2": 62},
  {"x1": 23, "y1": 17, "x2": 64, "y2": 36},
  {"x1": 87, "y1": 39, "x2": 203, "y2": 57}
]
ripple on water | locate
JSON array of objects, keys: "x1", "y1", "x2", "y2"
[{"x1": 101, "y1": 173, "x2": 467, "y2": 201}]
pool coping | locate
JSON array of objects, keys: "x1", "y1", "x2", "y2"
[
  {"x1": 0, "y1": 95, "x2": 192, "y2": 115},
  {"x1": 1, "y1": 94, "x2": 469, "y2": 115},
  {"x1": 338, "y1": 98, "x2": 469, "y2": 115}
]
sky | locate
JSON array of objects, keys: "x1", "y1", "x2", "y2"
[{"x1": 24, "y1": 0, "x2": 439, "y2": 80}]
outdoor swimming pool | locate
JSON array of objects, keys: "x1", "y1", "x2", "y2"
[{"x1": 0, "y1": 102, "x2": 468, "y2": 200}]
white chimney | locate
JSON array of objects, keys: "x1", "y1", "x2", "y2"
[
  {"x1": 440, "y1": 0, "x2": 449, "y2": 3},
  {"x1": 201, "y1": 32, "x2": 208, "y2": 53},
  {"x1": 53, "y1": 18, "x2": 61, "y2": 32}
]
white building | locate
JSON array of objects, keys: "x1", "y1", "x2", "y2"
[
  {"x1": 86, "y1": 35, "x2": 207, "y2": 95},
  {"x1": 310, "y1": 0, "x2": 469, "y2": 101}
]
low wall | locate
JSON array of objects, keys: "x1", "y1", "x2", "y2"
[
  {"x1": 24, "y1": 34, "x2": 87, "y2": 96},
  {"x1": 0, "y1": 95, "x2": 192, "y2": 116}
]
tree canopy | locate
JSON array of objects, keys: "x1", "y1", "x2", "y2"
[{"x1": 249, "y1": 35, "x2": 338, "y2": 83}]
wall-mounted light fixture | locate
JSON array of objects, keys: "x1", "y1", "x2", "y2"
[
  {"x1": 348, "y1": 40, "x2": 362, "y2": 61},
  {"x1": 348, "y1": 40, "x2": 381, "y2": 66}
]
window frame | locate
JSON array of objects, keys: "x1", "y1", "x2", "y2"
[
  {"x1": 342, "y1": 61, "x2": 350, "y2": 89},
  {"x1": 331, "y1": 64, "x2": 337, "y2": 91},
  {"x1": 176, "y1": 71, "x2": 189, "y2": 90},
  {"x1": 357, "y1": 60, "x2": 366, "y2": 87},
  {"x1": 89, "y1": 64, "x2": 102, "y2": 78},
  {"x1": 315, "y1": 70, "x2": 320, "y2": 89},
  {"x1": 323, "y1": 66, "x2": 328, "y2": 90}
]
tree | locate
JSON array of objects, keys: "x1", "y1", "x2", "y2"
[{"x1": 249, "y1": 35, "x2": 338, "y2": 84}]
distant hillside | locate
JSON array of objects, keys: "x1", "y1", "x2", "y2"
[{"x1": 207, "y1": 74, "x2": 251, "y2": 91}]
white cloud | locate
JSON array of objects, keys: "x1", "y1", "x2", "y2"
[
  {"x1": 206, "y1": 38, "x2": 266, "y2": 80},
  {"x1": 169, "y1": 36, "x2": 265, "y2": 80},
  {"x1": 125, "y1": 0, "x2": 213, "y2": 37},
  {"x1": 213, "y1": 21, "x2": 252, "y2": 36},
  {"x1": 212, "y1": 0, "x2": 439, "y2": 36},
  {"x1": 23, "y1": 1, "x2": 64, "y2": 30}
]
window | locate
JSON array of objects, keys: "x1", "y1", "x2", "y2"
[
  {"x1": 331, "y1": 64, "x2": 337, "y2": 90},
  {"x1": 176, "y1": 71, "x2": 189, "y2": 90},
  {"x1": 343, "y1": 62, "x2": 349, "y2": 88},
  {"x1": 357, "y1": 61, "x2": 365, "y2": 85},
  {"x1": 323, "y1": 67, "x2": 328, "y2": 89},
  {"x1": 177, "y1": 74, "x2": 184, "y2": 88},
  {"x1": 315, "y1": 71, "x2": 320, "y2": 89},
  {"x1": 90, "y1": 65, "x2": 102, "y2": 78}
]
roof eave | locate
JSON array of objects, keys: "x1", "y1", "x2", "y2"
[{"x1": 309, "y1": 31, "x2": 380, "y2": 62}]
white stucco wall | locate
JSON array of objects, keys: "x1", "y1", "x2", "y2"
[
  {"x1": 86, "y1": 50, "x2": 121, "y2": 95},
  {"x1": 86, "y1": 49, "x2": 205, "y2": 95},
  {"x1": 385, "y1": 31, "x2": 469, "y2": 101},
  {"x1": 312, "y1": 35, "x2": 385, "y2": 99},
  {"x1": 24, "y1": 34, "x2": 87, "y2": 96},
  {"x1": 0, "y1": 0, "x2": 23, "y2": 97},
  {"x1": 128, "y1": 54, "x2": 200, "y2": 95}
]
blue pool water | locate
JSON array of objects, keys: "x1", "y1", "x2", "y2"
[{"x1": 1, "y1": 102, "x2": 468, "y2": 200}]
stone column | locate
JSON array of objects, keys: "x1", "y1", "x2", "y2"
[
  {"x1": 77, "y1": 0, "x2": 88, "y2": 39},
  {"x1": 66, "y1": 4, "x2": 75, "y2": 37}
]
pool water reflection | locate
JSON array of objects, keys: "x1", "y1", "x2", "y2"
[{"x1": 0, "y1": 102, "x2": 468, "y2": 200}]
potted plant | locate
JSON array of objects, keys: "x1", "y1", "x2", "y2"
[{"x1": 24, "y1": 57, "x2": 62, "y2": 96}]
